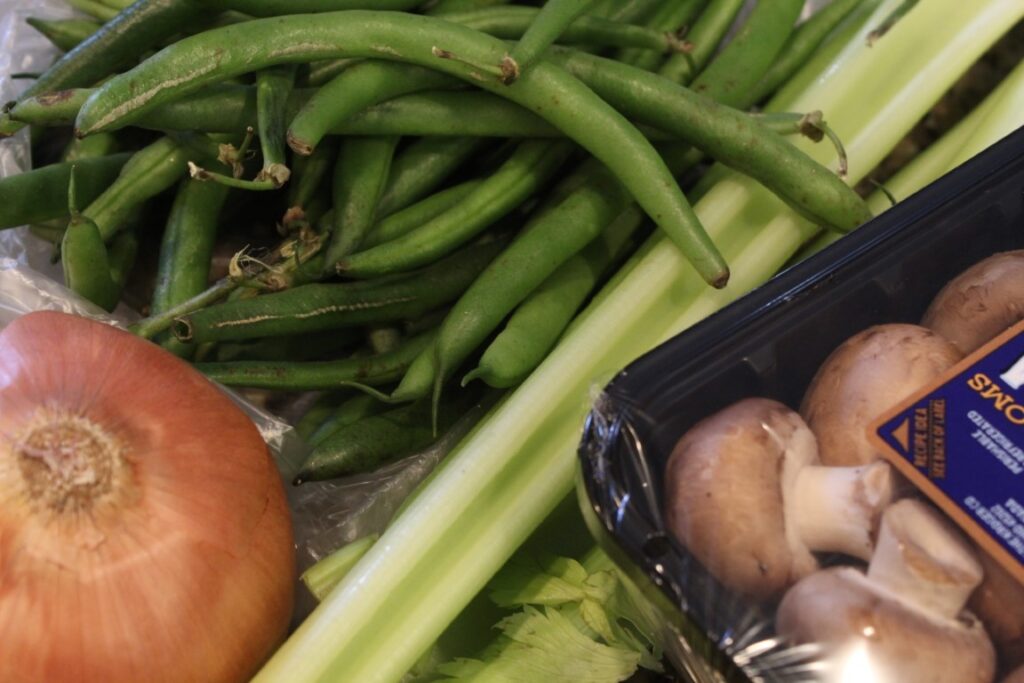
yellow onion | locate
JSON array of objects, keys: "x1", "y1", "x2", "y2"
[{"x1": 0, "y1": 311, "x2": 295, "y2": 682}]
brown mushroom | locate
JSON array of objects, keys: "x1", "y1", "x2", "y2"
[
  {"x1": 801, "y1": 324, "x2": 962, "y2": 466},
  {"x1": 923, "y1": 251, "x2": 1024, "y2": 354},
  {"x1": 970, "y1": 550, "x2": 1024, "y2": 670},
  {"x1": 1004, "y1": 665, "x2": 1024, "y2": 683},
  {"x1": 777, "y1": 499, "x2": 996, "y2": 683},
  {"x1": 665, "y1": 398, "x2": 896, "y2": 601}
]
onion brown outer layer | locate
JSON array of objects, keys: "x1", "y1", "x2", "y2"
[{"x1": 0, "y1": 311, "x2": 294, "y2": 683}]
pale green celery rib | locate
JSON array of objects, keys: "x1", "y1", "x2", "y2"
[{"x1": 253, "y1": 1, "x2": 1024, "y2": 681}]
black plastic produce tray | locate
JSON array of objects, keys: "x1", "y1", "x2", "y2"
[{"x1": 576, "y1": 126, "x2": 1024, "y2": 683}]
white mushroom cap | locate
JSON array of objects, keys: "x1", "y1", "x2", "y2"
[
  {"x1": 970, "y1": 550, "x2": 1024, "y2": 670},
  {"x1": 776, "y1": 567, "x2": 996, "y2": 683},
  {"x1": 664, "y1": 399, "x2": 895, "y2": 601},
  {"x1": 923, "y1": 251, "x2": 1024, "y2": 354},
  {"x1": 801, "y1": 324, "x2": 962, "y2": 466}
]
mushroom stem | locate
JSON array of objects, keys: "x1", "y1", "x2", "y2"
[
  {"x1": 788, "y1": 461, "x2": 895, "y2": 561},
  {"x1": 867, "y1": 499, "x2": 983, "y2": 620}
]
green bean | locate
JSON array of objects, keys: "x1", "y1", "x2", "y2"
[
  {"x1": 197, "y1": 330, "x2": 435, "y2": 391},
  {"x1": 85, "y1": 136, "x2": 192, "y2": 241},
  {"x1": 15, "y1": 87, "x2": 565, "y2": 139},
  {"x1": 690, "y1": 0, "x2": 804, "y2": 108},
  {"x1": 0, "y1": 153, "x2": 129, "y2": 230},
  {"x1": 62, "y1": 175, "x2": 119, "y2": 312},
  {"x1": 30, "y1": 222, "x2": 66, "y2": 246},
  {"x1": 377, "y1": 137, "x2": 487, "y2": 217},
  {"x1": 429, "y1": 171, "x2": 634, "y2": 401},
  {"x1": 218, "y1": 0, "x2": 422, "y2": 15},
  {"x1": 151, "y1": 179, "x2": 229, "y2": 357},
  {"x1": 547, "y1": 48, "x2": 871, "y2": 232},
  {"x1": 362, "y1": 179, "x2": 482, "y2": 250},
  {"x1": 289, "y1": 61, "x2": 455, "y2": 156},
  {"x1": 107, "y1": 228, "x2": 139, "y2": 290},
  {"x1": 503, "y1": 0, "x2": 597, "y2": 84},
  {"x1": 594, "y1": 0, "x2": 661, "y2": 23},
  {"x1": 215, "y1": 329, "x2": 361, "y2": 362},
  {"x1": 67, "y1": 0, "x2": 119, "y2": 22},
  {"x1": 62, "y1": 132, "x2": 119, "y2": 162},
  {"x1": 464, "y1": 202, "x2": 642, "y2": 389},
  {"x1": 175, "y1": 237, "x2": 509, "y2": 344},
  {"x1": 367, "y1": 326, "x2": 403, "y2": 355},
  {"x1": 750, "y1": 0, "x2": 866, "y2": 105},
  {"x1": 307, "y1": 393, "x2": 388, "y2": 448},
  {"x1": 443, "y1": 6, "x2": 689, "y2": 56},
  {"x1": 614, "y1": 0, "x2": 707, "y2": 71},
  {"x1": 286, "y1": 138, "x2": 338, "y2": 224},
  {"x1": 295, "y1": 390, "x2": 474, "y2": 483},
  {"x1": 73, "y1": 11, "x2": 728, "y2": 287},
  {"x1": 26, "y1": 17, "x2": 100, "y2": 52},
  {"x1": 324, "y1": 136, "x2": 400, "y2": 269},
  {"x1": 657, "y1": 0, "x2": 745, "y2": 84},
  {"x1": 426, "y1": 0, "x2": 511, "y2": 15},
  {"x1": 296, "y1": 392, "x2": 351, "y2": 442},
  {"x1": 305, "y1": 58, "x2": 359, "y2": 88},
  {"x1": 0, "y1": 0, "x2": 208, "y2": 138},
  {"x1": 338, "y1": 140, "x2": 573, "y2": 278}
]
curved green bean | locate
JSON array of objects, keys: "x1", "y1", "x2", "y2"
[
  {"x1": 175, "y1": 237, "x2": 508, "y2": 344},
  {"x1": 503, "y1": 0, "x2": 596, "y2": 83},
  {"x1": 325, "y1": 135, "x2": 400, "y2": 268},
  {"x1": 377, "y1": 137, "x2": 487, "y2": 217},
  {"x1": 339, "y1": 140, "x2": 573, "y2": 278},
  {"x1": 62, "y1": 132, "x2": 120, "y2": 162},
  {"x1": 547, "y1": 48, "x2": 872, "y2": 232},
  {"x1": 363, "y1": 179, "x2": 482, "y2": 249},
  {"x1": 73, "y1": 10, "x2": 728, "y2": 287},
  {"x1": 426, "y1": 0, "x2": 511, "y2": 15},
  {"x1": 215, "y1": 329, "x2": 361, "y2": 362},
  {"x1": 62, "y1": 176, "x2": 119, "y2": 312},
  {"x1": 218, "y1": 0, "x2": 422, "y2": 15},
  {"x1": 307, "y1": 393, "x2": 389, "y2": 448},
  {"x1": 0, "y1": 153, "x2": 130, "y2": 230},
  {"x1": 197, "y1": 330, "x2": 435, "y2": 390},
  {"x1": 289, "y1": 61, "x2": 456, "y2": 156},
  {"x1": 286, "y1": 138, "x2": 338, "y2": 226},
  {"x1": 614, "y1": 0, "x2": 707, "y2": 71}
]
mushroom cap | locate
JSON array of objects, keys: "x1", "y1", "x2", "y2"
[
  {"x1": 1004, "y1": 665, "x2": 1024, "y2": 683},
  {"x1": 970, "y1": 550, "x2": 1024, "y2": 669},
  {"x1": 777, "y1": 567, "x2": 996, "y2": 683},
  {"x1": 664, "y1": 398, "x2": 818, "y2": 601},
  {"x1": 801, "y1": 324, "x2": 962, "y2": 466},
  {"x1": 922, "y1": 251, "x2": 1024, "y2": 354}
]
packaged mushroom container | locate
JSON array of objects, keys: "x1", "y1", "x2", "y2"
[{"x1": 577, "y1": 128, "x2": 1024, "y2": 683}]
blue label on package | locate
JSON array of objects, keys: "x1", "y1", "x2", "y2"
[{"x1": 872, "y1": 320, "x2": 1024, "y2": 585}]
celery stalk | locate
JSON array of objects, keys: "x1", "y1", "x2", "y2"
[{"x1": 255, "y1": 2, "x2": 1024, "y2": 681}]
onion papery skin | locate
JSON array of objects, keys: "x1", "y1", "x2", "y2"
[{"x1": 0, "y1": 311, "x2": 295, "y2": 683}]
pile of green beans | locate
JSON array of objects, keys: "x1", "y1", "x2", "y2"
[{"x1": 4, "y1": 0, "x2": 871, "y2": 481}]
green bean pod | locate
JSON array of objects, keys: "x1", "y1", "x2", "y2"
[
  {"x1": 215, "y1": 329, "x2": 361, "y2": 362},
  {"x1": 307, "y1": 393, "x2": 390, "y2": 448},
  {"x1": 613, "y1": 0, "x2": 707, "y2": 71},
  {"x1": 85, "y1": 136, "x2": 191, "y2": 241},
  {"x1": 286, "y1": 138, "x2": 338, "y2": 226},
  {"x1": 377, "y1": 137, "x2": 487, "y2": 217},
  {"x1": 548, "y1": 48, "x2": 872, "y2": 232},
  {"x1": 197, "y1": 330, "x2": 435, "y2": 391},
  {"x1": 426, "y1": 0, "x2": 511, "y2": 15},
  {"x1": 465, "y1": 204, "x2": 640, "y2": 388},
  {"x1": 62, "y1": 132, "x2": 120, "y2": 162},
  {"x1": 0, "y1": 0, "x2": 208, "y2": 138},
  {"x1": 289, "y1": 61, "x2": 455, "y2": 156},
  {"x1": 218, "y1": 0, "x2": 422, "y2": 15},
  {"x1": 325, "y1": 135, "x2": 400, "y2": 269},
  {"x1": 62, "y1": 210, "x2": 119, "y2": 312},
  {"x1": 593, "y1": 0, "x2": 661, "y2": 23},
  {"x1": 503, "y1": 0, "x2": 597, "y2": 83},
  {"x1": 176, "y1": 237, "x2": 508, "y2": 344},
  {"x1": 73, "y1": 10, "x2": 728, "y2": 287},
  {"x1": 295, "y1": 391, "x2": 472, "y2": 483},
  {"x1": 26, "y1": 17, "x2": 100, "y2": 52},
  {"x1": 254, "y1": 64, "x2": 297, "y2": 185},
  {"x1": 363, "y1": 179, "x2": 482, "y2": 250},
  {"x1": 750, "y1": 0, "x2": 867, "y2": 105},
  {"x1": 107, "y1": 228, "x2": 139, "y2": 290},
  {"x1": 657, "y1": 0, "x2": 745, "y2": 84},
  {"x1": 339, "y1": 140, "x2": 573, "y2": 278},
  {"x1": 690, "y1": 0, "x2": 804, "y2": 108},
  {"x1": 66, "y1": 0, "x2": 118, "y2": 22},
  {"x1": 0, "y1": 153, "x2": 130, "y2": 230},
  {"x1": 14, "y1": 88, "x2": 566, "y2": 139}
]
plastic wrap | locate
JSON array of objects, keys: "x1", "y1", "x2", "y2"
[{"x1": 578, "y1": 128, "x2": 1024, "y2": 683}]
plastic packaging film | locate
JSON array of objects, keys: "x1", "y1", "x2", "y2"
[{"x1": 578, "y1": 130, "x2": 1024, "y2": 683}]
